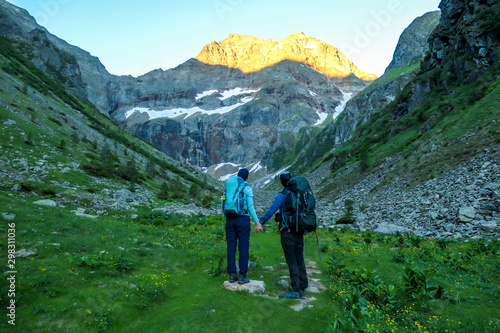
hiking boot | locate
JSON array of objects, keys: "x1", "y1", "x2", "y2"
[
  {"x1": 238, "y1": 276, "x2": 250, "y2": 284},
  {"x1": 229, "y1": 274, "x2": 239, "y2": 283},
  {"x1": 299, "y1": 290, "x2": 306, "y2": 299},
  {"x1": 279, "y1": 290, "x2": 300, "y2": 299}
]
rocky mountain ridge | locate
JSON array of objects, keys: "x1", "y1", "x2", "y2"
[
  {"x1": 118, "y1": 58, "x2": 364, "y2": 169},
  {"x1": 107, "y1": 32, "x2": 379, "y2": 171},
  {"x1": 0, "y1": 0, "x2": 376, "y2": 173},
  {"x1": 0, "y1": 0, "x2": 128, "y2": 113},
  {"x1": 290, "y1": 11, "x2": 441, "y2": 171},
  {"x1": 386, "y1": 11, "x2": 441, "y2": 70},
  {"x1": 195, "y1": 32, "x2": 377, "y2": 81},
  {"x1": 391, "y1": 0, "x2": 500, "y2": 120}
]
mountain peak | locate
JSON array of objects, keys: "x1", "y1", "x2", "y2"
[
  {"x1": 195, "y1": 33, "x2": 377, "y2": 81},
  {"x1": 287, "y1": 32, "x2": 308, "y2": 39}
]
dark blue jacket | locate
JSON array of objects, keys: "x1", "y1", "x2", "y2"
[{"x1": 259, "y1": 190, "x2": 287, "y2": 224}]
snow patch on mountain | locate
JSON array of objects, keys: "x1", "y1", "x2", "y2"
[
  {"x1": 261, "y1": 166, "x2": 292, "y2": 187},
  {"x1": 250, "y1": 161, "x2": 264, "y2": 173},
  {"x1": 125, "y1": 104, "x2": 245, "y2": 120},
  {"x1": 314, "y1": 110, "x2": 329, "y2": 126},
  {"x1": 219, "y1": 87, "x2": 260, "y2": 100},
  {"x1": 124, "y1": 88, "x2": 260, "y2": 121},
  {"x1": 333, "y1": 91, "x2": 353, "y2": 119},
  {"x1": 195, "y1": 90, "x2": 218, "y2": 100},
  {"x1": 214, "y1": 162, "x2": 239, "y2": 172}
]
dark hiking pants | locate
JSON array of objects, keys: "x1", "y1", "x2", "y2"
[
  {"x1": 281, "y1": 231, "x2": 308, "y2": 292},
  {"x1": 226, "y1": 215, "x2": 251, "y2": 277}
]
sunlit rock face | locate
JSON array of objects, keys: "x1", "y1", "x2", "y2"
[
  {"x1": 118, "y1": 58, "x2": 372, "y2": 169},
  {"x1": 195, "y1": 32, "x2": 377, "y2": 81},
  {"x1": 113, "y1": 34, "x2": 378, "y2": 170}
]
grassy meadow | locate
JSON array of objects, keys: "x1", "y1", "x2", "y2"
[{"x1": 1, "y1": 190, "x2": 499, "y2": 332}]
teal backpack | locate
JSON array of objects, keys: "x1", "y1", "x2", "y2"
[
  {"x1": 222, "y1": 176, "x2": 248, "y2": 217},
  {"x1": 283, "y1": 176, "x2": 317, "y2": 232}
]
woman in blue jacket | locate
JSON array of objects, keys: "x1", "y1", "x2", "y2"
[{"x1": 225, "y1": 168, "x2": 259, "y2": 284}]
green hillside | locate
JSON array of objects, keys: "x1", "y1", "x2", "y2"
[
  {"x1": 307, "y1": 64, "x2": 500, "y2": 193},
  {"x1": 0, "y1": 35, "x2": 220, "y2": 207}
]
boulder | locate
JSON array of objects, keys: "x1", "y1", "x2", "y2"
[
  {"x1": 2, "y1": 213, "x2": 16, "y2": 221},
  {"x1": 479, "y1": 221, "x2": 498, "y2": 229},
  {"x1": 307, "y1": 286, "x2": 321, "y2": 293},
  {"x1": 277, "y1": 279, "x2": 290, "y2": 288},
  {"x1": 458, "y1": 206, "x2": 475, "y2": 223},
  {"x1": 113, "y1": 189, "x2": 135, "y2": 202}
]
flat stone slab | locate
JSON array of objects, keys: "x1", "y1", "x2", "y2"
[
  {"x1": 74, "y1": 212, "x2": 99, "y2": 219},
  {"x1": 291, "y1": 296, "x2": 317, "y2": 312},
  {"x1": 15, "y1": 249, "x2": 36, "y2": 257},
  {"x1": 223, "y1": 280, "x2": 266, "y2": 293},
  {"x1": 374, "y1": 223, "x2": 409, "y2": 234},
  {"x1": 33, "y1": 199, "x2": 57, "y2": 207}
]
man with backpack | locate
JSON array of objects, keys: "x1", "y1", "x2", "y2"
[
  {"x1": 222, "y1": 168, "x2": 259, "y2": 284},
  {"x1": 255, "y1": 171, "x2": 314, "y2": 300}
]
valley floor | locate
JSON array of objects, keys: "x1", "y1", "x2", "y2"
[{"x1": 0, "y1": 190, "x2": 499, "y2": 332}]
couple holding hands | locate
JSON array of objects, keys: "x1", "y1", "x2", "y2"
[{"x1": 223, "y1": 168, "x2": 308, "y2": 300}]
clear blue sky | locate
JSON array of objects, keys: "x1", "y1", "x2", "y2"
[{"x1": 7, "y1": 0, "x2": 440, "y2": 77}]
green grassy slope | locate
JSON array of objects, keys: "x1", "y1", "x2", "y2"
[
  {"x1": 0, "y1": 35, "x2": 220, "y2": 207},
  {"x1": 298, "y1": 63, "x2": 500, "y2": 196},
  {"x1": 1, "y1": 193, "x2": 498, "y2": 332}
]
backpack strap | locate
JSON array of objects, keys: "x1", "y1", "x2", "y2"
[
  {"x1": 304, "y1": 231, "x2": 321, "y2": 261},
  {"x1": 296, "y1": 194, "x2": 299, "y2": 232}
]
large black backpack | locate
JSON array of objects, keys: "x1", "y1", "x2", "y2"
[{"x1": 283, "y1": 176, "x2": 317, "y2": 232}]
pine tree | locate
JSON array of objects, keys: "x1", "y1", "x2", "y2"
[
  {"x1": 189, "y1": 183, "x2": 200, "y2": 200},
  {"x1": 145, "y1": 159, "x2": 156, "y2": 177},
  {"x1": 99, "y1": 143, "x2": 114, "y2": 177},
  {"x1": 125, "y1": 158, "x2": 140, "y2": 182},
  {"x1": 359, "y1": 148, "x2": 369, "y2": 172},
  {"x1": 58, "y1": 139, "x2": 66, "y2": 150},
  {"x1": 157, "y1": 181, "x2": 169, "y2": 200}
]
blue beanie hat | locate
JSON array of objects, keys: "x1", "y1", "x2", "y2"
[{"x1": 237, "y1": 168, "x2": 249, "y2": 181}]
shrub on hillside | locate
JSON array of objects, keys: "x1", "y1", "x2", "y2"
[{"x1": 336, "y1": 199, "x2": 356, "y2": 224}]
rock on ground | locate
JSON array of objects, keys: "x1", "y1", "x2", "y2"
[
  {"x1": 33, "y1": 199, "x2": 57, "y2": 207},
  {"x1": 15, "y1": 249, "x2": 36, "y2": 257},
  {"x1": 2, "y1": 213, "x2": 16, "y2": 220},
  {"x1": 222, "y1": 280, "x2": 266, "y2": 294}
]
